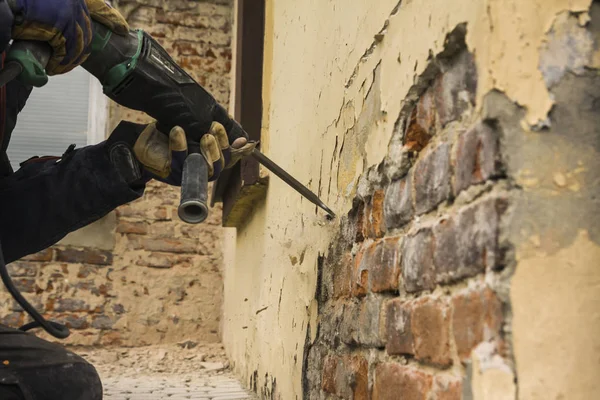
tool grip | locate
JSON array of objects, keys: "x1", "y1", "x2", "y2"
[{"x1": 178, "y1": 151, "x2": 209, "y2": 224}]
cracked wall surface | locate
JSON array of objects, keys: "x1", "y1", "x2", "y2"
[{"x1": 222, "y1": 0, "x2": 600, "y2": 398}]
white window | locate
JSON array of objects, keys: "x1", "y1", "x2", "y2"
[{"x1": 6, "y1": 67, "x2": 108, "y2": 170}]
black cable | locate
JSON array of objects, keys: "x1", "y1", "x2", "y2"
[{"x1": 0, "y1": 246, "x2": 70, "y2": 339}]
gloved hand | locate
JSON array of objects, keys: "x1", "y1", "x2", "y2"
[
  {"x1": 107, "y1": 121, "x2": 255, "y2": 187},
  {"x1": 201, "y1": 121, "x2": 257, "y2": 181},
  {"x1": 9, "y1": 0, "x2": 128, "y2": 75}
]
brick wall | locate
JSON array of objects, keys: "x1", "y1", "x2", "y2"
[
  {"x1": 305, "y1": 26, "x2": 511, "y2": 399},
  {"x1": 0, "y1": 0, "x2": 233, "y2": 346}
]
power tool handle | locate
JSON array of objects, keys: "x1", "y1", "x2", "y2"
[{"x1": 178, "y1": 151, "x2": 209, "y2": 224}]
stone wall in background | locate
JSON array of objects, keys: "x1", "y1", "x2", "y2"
[{"x1": 0, "y1": 0, "x2": 233, "y2": 346}]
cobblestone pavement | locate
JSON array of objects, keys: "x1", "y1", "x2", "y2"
[{"x1": 77, "y1": 342, "x2": 256, "y2": 400}]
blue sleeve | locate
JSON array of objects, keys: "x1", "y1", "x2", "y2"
[
  {"x1": 0, "y1": 0, "x2": 13, "y2": 54},
  {"x1": 0, "y1": 142, "x2": 145, "y2": 263}
]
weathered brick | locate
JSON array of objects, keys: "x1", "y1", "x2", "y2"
[
  {"x1": 434, "y1": 376, "x2": 463, "y2": 400},
  {"x1": 56, "y1": 248, "x2": 113, "y2": 265},
  {"x1": 55, "y1": 299, "x2": 89, "y2": 312},
  {"x1": 21, "y1": 248, "x2": 53, "y2": 262},
  {"x1": 402, "y1": 229, "x2": 436, "y2": 293},
  {"x1": 411, "y1": 297, "x2": 452, "y2": 367},
  {"x1": 414, "y1": 143, "x2": 452, "y2": 215},
  {"x1": 0, "y1": 312, "x2": 24, "y2": 327},
  {"x1": 384, "y1": 171, "x2": 414, "y2": 229},
  {"x1": 352, "y1": 248, "x2": 369, "y2": 298},
  {"x1": 100, "y1": 331, "x2": 122, "y2": 346},
  {"x1": 321, "y1": 354, "x2": 338, "y2": 393},
  {"x1": 92, "y1": 315, "x2": 115, "y2": 330},
  {"x1": 453, "y1": 122, "x2": 500, "y2": 195},
  {"x1": 434, "y1": 198, "x2": 505, "y2": 282},
  {"x1": 116, "y1": 220, "x2": 149, "y2": 235},
  {"x1": 404, "y1": 89, "x2": 436, "y2": 153},
  {"x1": 7, "y1": 262, "x2": 38, "y2": 277},
  {"x1": 434, "y1": 50, "x2": 477, "y2": 126},
  {"x1": 332, "y1": 253, "x2": 353, "y2": 299},
  {"x1": 135, "y1": 252, "x2": 184, "y2": 269},
  {"x1": 339, "y1": 301, "x2": 360, "y2": 345},
  {"x1": 452, "y1": 287, "x2": 503, "y2": 360},
  {"x1": 373, "y1": 364, "x2": 433, "y2": 400},
  {"x1": 385, "y1": 298, "x2": 414, "y2": 355},
  {"x1": 141, "y1": 238, "x2": 198, "y2": 254},
  {"x1": 13, "y1": 278, "x2": 36, "y2": 293},
  {"x1": 65, "y1": 315, "x2": 89, "y2": 330},
  {"x1": 328, "y1": 355, "x2": 369, "y2": 400},
  {"x1": 370, "y1": 238, "x2": 401, "y2": 293},
  {"x1": 357, "y1": 295, "x2": 385, "y2": 347},
  {"x1": 365, "y1": 190, "x2": 386, "y2": 238}
]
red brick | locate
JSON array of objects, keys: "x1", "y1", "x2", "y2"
[
  {"x1": 332, "y1": 355, "x2": 369, "y2": 400},
  {"x1": 452, "y1": 287, "x2": 503, "y2": 360},
  {"x1": 453, "y1": 122, "x2": 501, "y2": 195},
  {"x1": 333, "y1": 253, "x2": 353, "y2": 299},
  {"x1": 373, "y1": 363, "x2": 433, "y2": 400},
  {"x1": 321, "y1": 354, "x2": 338, "y2": 393},
  {"x1": 402, "y1": 229, "x2": 436, "y2": 293},
  {"x1": 7, "y1": 262, "x2": 38, "y2": 277},
  {"x1": 116, "y1": 220, "x2": 148, "y2": 235},
  {"x1": 411, "y1": 297, "x2": 452, "y2": 367},
  {"x1": 355, "y1": 239, "x2": 401, "y2": 295},
  {"x1": 370, "y1": 238, "x2": 401, "y2": 293},
  {"x1": 384, "y1": 171, "x2": 414, "y2": 230},
  {"x1": 414, "y1": 143, "x2": 452, "y2": 215},
  {"x1": 434, "y1": 376, "x2": 463, "y2": 400},
  {"x1": 366, "y1": 190, "x2": 386, "y2": 238},
  {"x1": 141, "y1": 238, "x2": 198, "y2": 254},
  {"x1": 353, "y1": 200, "x2": 367, "y2": 243},
  {"x1": 404, "y1": 90, "x2": 436, "y2": 153},
  {"x1": 352, "y1": 249, "x2": 369, "y2": 298},
  {"x1": 56, "y1": 248, "x2": 113, "y2": 265},
  {"x1": 21, "y1": 248, "x2": 53, "y2": 262},
  {"x1": 385, "y1": 298, "x2": 414, "y2": 356}
]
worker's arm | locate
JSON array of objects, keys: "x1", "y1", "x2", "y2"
[{"x1": 0, "y1": 141, "x2": 144, "y2": 263}]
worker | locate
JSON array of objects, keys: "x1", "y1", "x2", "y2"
[{"x1": 0, "y1": 0, "x2": 246, "y2": 398}]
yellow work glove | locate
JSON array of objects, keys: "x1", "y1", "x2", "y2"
[{"x1": 200, "y1": 121, "x2": 257, "y2": 181}]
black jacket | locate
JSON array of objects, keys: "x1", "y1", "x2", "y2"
[{"x1": 0, "y1": 57, "x2": 144, "y2": 263}]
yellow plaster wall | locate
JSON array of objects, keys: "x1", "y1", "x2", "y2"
[{"x1": 222, "y1": 0, "x2": 598, "y2": 397}]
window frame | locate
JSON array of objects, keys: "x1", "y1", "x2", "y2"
[{"x1": 212, "y1": 0, "x2": 267, "y2": 227}]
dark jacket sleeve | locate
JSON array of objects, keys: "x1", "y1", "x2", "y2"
[
  {"x1": 0, "y1": 142, "x2": 145, "y2": 263},
  {"x1": 0, "y1": 0, "x2": 13, "y2": 54}
]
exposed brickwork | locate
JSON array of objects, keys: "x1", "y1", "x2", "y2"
[
  {"x1": 0, "y1": 0, "x2": 232, "y2": 346},
  {"x1": 307, "y1": 35, "x2": 510, "y2": 399},
  {"x1": 452, "y1": 286, "x2": 503, "y2": 361},
  {"x1": 373, "y1": 364, "x2": 433, "y2": 400}
]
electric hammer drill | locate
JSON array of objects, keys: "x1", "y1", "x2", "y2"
[
  {"x1": 1, "y1": 21, "x2": 248, "y2": 224},
  {"x1": 0, "y1": 20, "x2": 336, "y2": 224}
]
